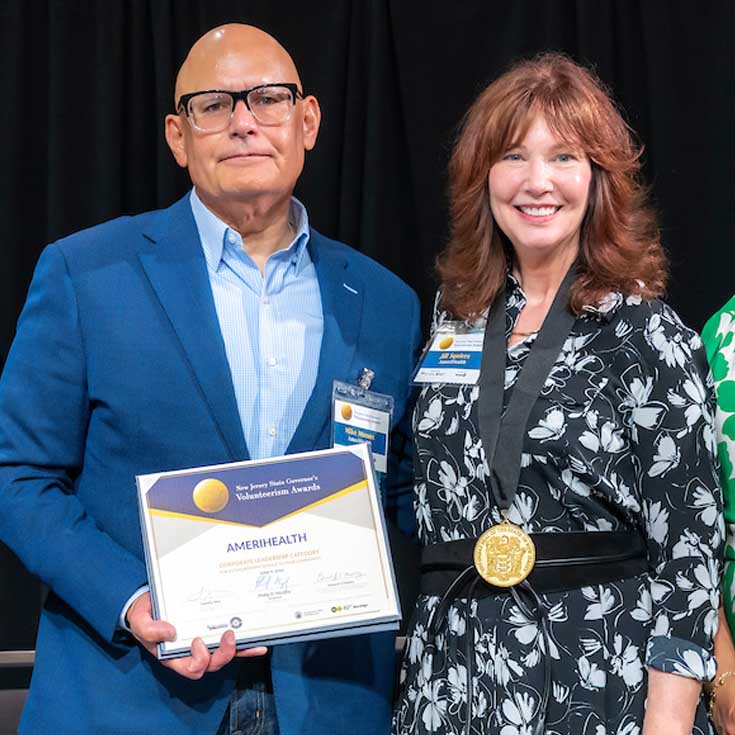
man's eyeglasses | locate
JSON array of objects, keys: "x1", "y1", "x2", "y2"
[{"x1": 177, "y1": 83, "x2": 304, "y2": 131}]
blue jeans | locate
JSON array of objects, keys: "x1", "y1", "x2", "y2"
[{"x1": 216, "y1": 658, "x2": 280, "y2": 735}]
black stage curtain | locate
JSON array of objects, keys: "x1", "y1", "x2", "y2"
[{"x1": 1, "y1": 0, "x2": 733, "y2": 649}]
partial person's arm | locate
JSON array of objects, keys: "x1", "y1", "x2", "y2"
[
  {"x1": 0, "y1": 244, "x2": 263, "y2": 679},
  {"x1": 0, "y1": 245, "x2": 145, "y2": 640},
  {"x1": 706, "y1": 607, "x2": 735, "y2": 735},
  {"x1": 702, "y1": 300, "x2": 735, "y2": 733},
  {"x1": 702, "y1": 300, "x2": 735, "y2": 634},
  {"x1": 643, "y1": 669, "x2": 701, "y2": 735}
]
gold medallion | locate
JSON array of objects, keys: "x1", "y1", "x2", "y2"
[
  {"x1": 473, "y1": 521, "x2": 535, "y2": 587},
  {"x1": 192, "y1": 478, "x2": 230, "y2": 513}
]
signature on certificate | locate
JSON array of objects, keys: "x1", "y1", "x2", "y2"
[
  {"x1": 254, "y1": 571, "x2": 291, "y2": 592},
  {"x1": 315, "y1": 570, "x2": 367, "y2": 586},
  {"x1": 185, "y1": 586, "x2": 235, "y2": 605}
]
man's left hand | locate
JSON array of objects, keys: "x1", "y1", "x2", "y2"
[{"x1": 127, "y1": 590, "x2": 267, "y2": 679}]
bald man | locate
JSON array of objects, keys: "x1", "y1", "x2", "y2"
[{"x1": 0, "y1": 24, "x2": 421, "y2": 735}]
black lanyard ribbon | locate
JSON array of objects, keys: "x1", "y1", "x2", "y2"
[{"x1": 478, "y1": 266, "x2": 577, "y2": 512}]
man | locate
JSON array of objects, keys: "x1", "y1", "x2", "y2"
[{"x1": 0, "y1": 24, "x2": 420, "y2": 735}]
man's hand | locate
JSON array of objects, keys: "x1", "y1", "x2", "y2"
[{"x1": 127, "y1": 591, "x2": 267, "y2": 679}]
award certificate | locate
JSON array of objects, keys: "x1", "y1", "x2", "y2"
[{"x1": 136, "y1": 443, "x2": 401, "y2": 659}]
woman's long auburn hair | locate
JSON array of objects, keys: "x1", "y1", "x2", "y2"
[{"x1": 437, "y1": 53, "x2": 666, "y2": 319}]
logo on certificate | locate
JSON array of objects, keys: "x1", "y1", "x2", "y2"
[
  {"x1": 229, "y1": 617, "x2": 242, "y2": 629},
  {"x1": 192, "y1": 478, "x2": 230, "y2": 513}
]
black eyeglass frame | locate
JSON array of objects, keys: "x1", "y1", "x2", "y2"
[{"x1": 177, "y1": 83, "x2": 305, "y2": 127}]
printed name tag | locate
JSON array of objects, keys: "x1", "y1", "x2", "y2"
[
  {"x1": 332, "y1": 381, "x2": 393, "y2": 474},
  {"x1": 413, "y1": 329, "x2": 484, "y2": 385}
]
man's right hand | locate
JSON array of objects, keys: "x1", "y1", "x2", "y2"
[{"x1": 127, "y1": 591, "x2": 267, "y2": 680}]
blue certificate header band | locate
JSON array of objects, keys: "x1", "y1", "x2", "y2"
[{"x1": 145, "y1": 450, "x2": 367, "y2": 527}]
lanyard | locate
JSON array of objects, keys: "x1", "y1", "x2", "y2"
[{"x1": 478, "y1": 267, "x2": 577, "y2": 511}]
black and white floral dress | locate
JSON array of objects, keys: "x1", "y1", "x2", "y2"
[{"x1": 393, "y1": 276, "x2": 723, "y2": 735}]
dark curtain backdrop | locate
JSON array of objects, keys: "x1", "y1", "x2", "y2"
[{"x1": 1, "y1": 0, "x2": 733, "y2": 649}]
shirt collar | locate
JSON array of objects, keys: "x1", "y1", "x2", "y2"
[{"x1": 189, "y1": 188, "x2": 311, "y2": 273}]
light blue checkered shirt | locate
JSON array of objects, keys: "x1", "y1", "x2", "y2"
[{"x1": 190, "y1": 189, "x2": 323, "y2": 460}]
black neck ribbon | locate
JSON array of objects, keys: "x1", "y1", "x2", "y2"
[{"x1": 478, "y1": 266, "x2": 578, "y2": 513}]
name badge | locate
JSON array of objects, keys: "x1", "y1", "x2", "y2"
[
  {"x1": 413, "y1": 325, "x2": 484, "y2": 385},
  {"x1": 332, "y1": 380, "x2": 393, "y2": 475}
]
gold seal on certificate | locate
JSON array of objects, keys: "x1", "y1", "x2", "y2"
[
  {"x1": 473, "y1": 521, "x2": 535, "y2": 587},
  {"x1": 136, "y1": 444, "x2": 400, "y2": 659}
]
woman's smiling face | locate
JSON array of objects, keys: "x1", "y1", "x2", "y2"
[{"x1": 488, "y1": 115, "x2": 592, "y2": 261}]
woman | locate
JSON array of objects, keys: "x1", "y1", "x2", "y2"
[
  {"x1": 393, "y1": 54, "x2": 723, "y2": 735},
  {"x1": 702, "y1": 300, "x2": 735, "y2": 734}
]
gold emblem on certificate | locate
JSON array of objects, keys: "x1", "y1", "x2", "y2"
[{"x1": 473, "y1": 521, "x2": 535, "y2": 587}]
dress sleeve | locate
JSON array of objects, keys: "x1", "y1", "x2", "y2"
[
  {"x1": 633, "y1": 302, "x2": 724, "y2": 681},
  {"x1": 702, "y1": 299, "x2": 735, "y2": 636}
]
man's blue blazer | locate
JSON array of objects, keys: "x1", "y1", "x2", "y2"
[{"x1": 0, "y1": 195, "x2": 421, "y2": 735}]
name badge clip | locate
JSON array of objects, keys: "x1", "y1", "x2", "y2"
[{"x1": 331, "y1": 370, "x2": 394, "y2": 481}]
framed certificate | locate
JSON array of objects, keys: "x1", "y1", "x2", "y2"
[{"x1": 136, "y1": 443, "x2": 401, "y2": 659}]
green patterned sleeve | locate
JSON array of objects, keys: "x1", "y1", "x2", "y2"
[{"x1": 702, "y1": 295, "x2": 735, "y2": 635}]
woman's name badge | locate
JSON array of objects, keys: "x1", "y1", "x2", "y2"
[
  {"x1": 413, "y1": 328, "x2": 484, "y2": 385},
  {"x1": 331, "y1": 378, "x2": 394, "y2": 475}
]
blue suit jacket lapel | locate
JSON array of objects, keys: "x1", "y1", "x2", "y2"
[
  {"x1": 137, "y1": 196, "x2": 249, "y2": 461},
  {"x1": 287, "y1": 231, "x2": 363, "y2": 454}
]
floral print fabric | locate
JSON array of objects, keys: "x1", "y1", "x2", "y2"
[
  {"x1": 393, "y1": 277, "x2": 723, "y2": 735},
  {"x1": 702, "y1": 297, "x2": 735, "y2": 636}
]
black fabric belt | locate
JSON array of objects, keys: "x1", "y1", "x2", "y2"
[
  {"x1": 421, "y1": 529, "x2": 649, "y2": 597},
  {"x1": 420, "y1": 529, "x2": 649, "y2": 735}
]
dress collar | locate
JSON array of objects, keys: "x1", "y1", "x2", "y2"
[{"x1": 506, "y1": 270, "x2": 627, "y2": 323}]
